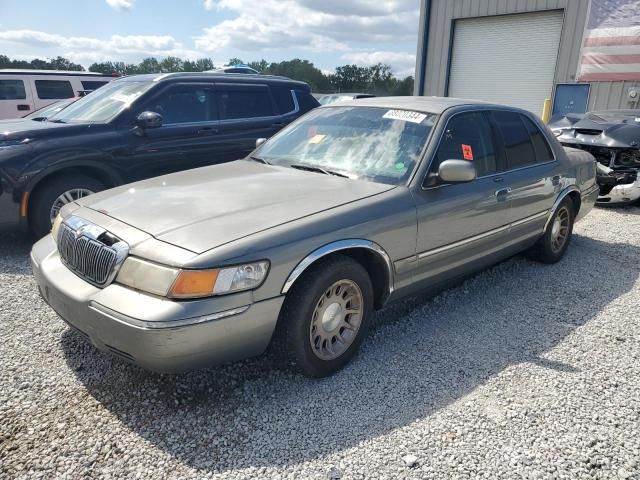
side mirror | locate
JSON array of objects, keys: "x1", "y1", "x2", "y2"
[
  {"x1": 136, "y1": 111, "x2": 163, "y2": 129},
  {"x1": 255, "y1": 138, "x2": 267, "y2": 148},
  {"x1": 438, "y1": 159, "x2": 476, "y2": 183}
]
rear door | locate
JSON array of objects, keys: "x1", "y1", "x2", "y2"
[
  {"x1": 410, "y1": 110, "x2": 511, "y2": 285},
  {"x1": 0, "y1": 77, "x2": 34, "y2": 119},
  {"x1": 489, "y1": 110, "x2": 560, "y2": 240},
  {"x1": 214, "y1": 83, "x2": 282, "y2": 162}
]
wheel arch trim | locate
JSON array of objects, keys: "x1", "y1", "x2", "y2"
[
  {"x1": 544, "y1": 185, "x2": 580, "y2": 231},
  {"x1": 281, "y1": 239, "x2": 395, "y2": 296}
]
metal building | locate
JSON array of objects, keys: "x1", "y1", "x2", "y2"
[{"x1": 414, "y1": 0, "x2": 640, "y2": 115}]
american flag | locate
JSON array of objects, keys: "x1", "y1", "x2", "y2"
[{"x1": 577, "y1": 0, "x2": 640, "y2": 81}]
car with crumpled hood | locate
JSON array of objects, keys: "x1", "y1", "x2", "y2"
[
  {"x1": 550, "y1": 110, "x2": 640, "y2": 205},
  {"x1": 31, "y1": 97, "x2": 599, "y2": 377}
]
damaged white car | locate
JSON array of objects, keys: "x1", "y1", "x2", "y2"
[{"x1": 550, "y1": 110, "x2": 640, "y2": 206}]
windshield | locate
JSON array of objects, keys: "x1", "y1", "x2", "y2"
[
  {"x1": 24, "y1": 99, "x2": 74, "y2": 120},
  {"x1": 257, "y1": 106, "x2": 437, "y2": 185},
  {"x1": 48, "y1": 80, "x2": 154, "y2": 123}
]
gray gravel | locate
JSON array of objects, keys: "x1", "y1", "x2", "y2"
[{"x1": 1, "y1": 206, "x2": 639, "y2": 480}]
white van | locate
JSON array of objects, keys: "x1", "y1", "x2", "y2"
[{"x1": 0, "y1": 70, "x2": 116, "y2": 120}]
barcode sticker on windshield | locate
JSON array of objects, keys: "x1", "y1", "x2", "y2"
[{"x1": 383, "y1": 109, "x2": 427, "y2": 124}]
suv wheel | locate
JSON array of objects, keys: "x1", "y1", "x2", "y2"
[
  {"x1": 528, "y1": 197, "x2": 575, "y2": 264},
  {"x1": 30, "y1": 175, "x2": 105, "y2": 238},
  {"x1": 275, "y1": 255, "x2": 373, "y2": 377}
]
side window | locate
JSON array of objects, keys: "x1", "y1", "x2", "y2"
[
  {"x1": 218, "y1": 86, "x2": 274, "y2": 120},
  {"x1": 295, "y1": 90, "x2": 320, "y2": 112},
  {"x1": 521, "y1": 114, "x2": 554, "y2": 163},
  {"x1": 145, "y1": 84, "x2": 216, "y2": 124},
  {"x1": 35, "y1": 80, "x2": 74, "y2": 99},
  {"x1": 271, "y1": 85, "x2": 295, "y2": 114},
  {"x1": 0, "y1": 80, "x2": 27, "y2": 100},
  {"x1": 433, "y1": 111, "x2": 498, "y2": 177},
  {"x1": 81, "y1": 80, "x2": 108, "y2": 91},
  {"x1": 491, "y1": 110, "x2": 537, "y2": 169}
]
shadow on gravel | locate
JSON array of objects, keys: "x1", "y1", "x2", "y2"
[
  {"x1": 0, "y1": 232, "x2": 33, "y2": 274},
  {"x1": 61, "y1": 234, "x2": 640, "y2": 474}
]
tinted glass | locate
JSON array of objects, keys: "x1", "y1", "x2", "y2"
[
  {"x1": 81, "y1": 80, "x2": 108, "y2": 91},
  {"x1": 35, "y1": 80, "x2": 74, "y2": 99},
  {"x1": 218, "y1": 87, "x2": 273, "y2": 120},
  {"x1": 258, "y1": 106, "x2": 436, "y2": 185},
  {"x1": 146, "y1": 84, "x2": 215, "y2": 124},
  {"x1": 271, "y1": 85, "x2": 295, "y2": 114},
  {"x1": 295, "y1": 90, "x2": 320, "y2": 112},
  {"x1": 433, "y1": 112, "x2": 497, "y2": 177},
  {"x1": 521, "y1": 114, "x2": 554, "y2": 162},
  {"x1": 492, "y1": 110, "x2": 537, "y2": 169},
  {"x1": 0, "y1": 80, "x2": 26, "y2": 100}
]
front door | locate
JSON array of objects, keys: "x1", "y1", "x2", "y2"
[
  {"x1": 410, "y1": 111, "x2": 511, "y2": 286},
  {"x1": 117, "y1": 82, "x2": 221, "y2": 181}
]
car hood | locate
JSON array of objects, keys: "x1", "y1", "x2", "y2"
[
  {"x1": 550, "y1": 110, "x2": 640, "y2": 148},
  {"x1": 77, "y1": 160, "x2": 396, "y2": 254},
  {"x1": 0, "y1": 119, "x2": 99, "y2": 142}
]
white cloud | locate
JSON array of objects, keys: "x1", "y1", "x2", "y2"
[
  {"x1": 194, "y1": 0, "x2": 419, "y2": 53},
  {"x1": 341, "y1": 51, "x2": 416, "y2": 76},
  {"x1": 105, "y1": 0, "x2": 135, "y2": 11}
]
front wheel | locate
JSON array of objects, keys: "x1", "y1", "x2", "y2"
[
  {"x1": 30, "y1": 175, "x2": 105, "y2": 239},
  {"x1": 275, "y1": 255, "x2": 373, "y2": 377},
  {"x1": 528, "y1": 198, "x2": 575, "y2": 264}
]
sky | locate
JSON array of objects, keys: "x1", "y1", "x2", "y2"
[{"x1": 0, "y1": 0, "x2": 419, "y2": 77}]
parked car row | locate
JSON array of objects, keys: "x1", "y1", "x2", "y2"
[
  {"x1": 30, "y1": 95, "x2": 599, "y2": 377},
  {"x1": 0, "y1": 72, "x2": 319, "y2": 237}
]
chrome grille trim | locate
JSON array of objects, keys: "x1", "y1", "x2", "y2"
[{"x1": 57, "y1": 216, "x2": 129, "y2": 287}]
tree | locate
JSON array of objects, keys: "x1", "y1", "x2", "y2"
[
  {"x1": 248, "y1": 59, "x2": 268, "y2": 73},
  {"x1": 227, "y1": 57, "x2": 244, "y2": 66},
  {"x1": 137, "y1": 57, "x2": 160, "y2": 73},
  {"x1": 159, "y1": 56, "x2": 183, "y2": 72}
]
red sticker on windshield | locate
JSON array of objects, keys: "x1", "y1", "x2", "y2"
[{"x1": 462, "y1": 144, "x2": 473, "y2": 160}]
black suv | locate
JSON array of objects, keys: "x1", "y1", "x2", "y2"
[{"x1": 0, "y1": 73, "x2": 319, "y2": 237}]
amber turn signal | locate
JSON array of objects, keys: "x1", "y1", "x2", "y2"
[{"x1": 168, "y1": 270, "x2": 219, "y2": 299}]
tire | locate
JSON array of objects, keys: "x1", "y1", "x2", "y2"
[
  {"x1": 30, "y1": 175, "x2": 105, "y2": 239},
  {"x1": 274, "y1": 254, "x2": 374, "y2": 378},
  {"x1": 528, "y1": 197, "x2": 575, "y2": 264}
]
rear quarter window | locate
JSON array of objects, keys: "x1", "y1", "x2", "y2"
[
  {"x1": 271, "y1": 85, "x2": 296, "y2": 114},
  {"x1": 295, "y1": 90, "x2": 320, "y2": 113},
  {"x1": 35, "y1": 80, "x2": 75, "y2": 99},
  {"x1": 521, "y1": 115, "x2": 555, "y2": 162},
  {"x1": 81, "y1": 80, "x2": 108, "y2": 91},
  {"x1": 0, "y1": 79, "x2": 27, "y2": 100}
]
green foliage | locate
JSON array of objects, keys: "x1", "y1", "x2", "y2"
[{"x1": 1, "y1": 54, "x2": 414, "y2": 96}]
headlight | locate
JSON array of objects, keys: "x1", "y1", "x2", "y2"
[
  {"x1": 552, "y1": 129, "x2": 563, "y2": 137},
  {"x1": 115, "y1": 258, "x2": 269, "y2": 299},
  {"x1": 51, "y1": 214, "x2": 63, "y2": 242}
]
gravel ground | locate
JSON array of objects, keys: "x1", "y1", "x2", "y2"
[{"x1": 1, "y1": 206, "x2": 639, "y2": 480}]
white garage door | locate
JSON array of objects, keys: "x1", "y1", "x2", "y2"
[{"x1": 448, "y1": 10, "x2": 564, "y2": 115}]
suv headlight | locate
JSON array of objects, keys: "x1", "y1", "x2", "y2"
[{"x1": 116, "y1": 258, "x2": 269, "y2": 299}]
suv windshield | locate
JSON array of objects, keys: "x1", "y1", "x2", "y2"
[
  {"x1": 258, "y1": 106, "x2": 437, "y2": 185},
  {"x1": 48, "y1": 80, "x2": 154, "y2": 124}
]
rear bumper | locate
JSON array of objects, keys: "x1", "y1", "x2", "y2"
[{"x1": 31, "y1": 235, "x2": 284, "y2": 372}]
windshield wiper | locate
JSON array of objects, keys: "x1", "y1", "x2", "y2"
[
  {"x1": 49, "y1": 119, "x2": 67, "y2": 123},
  {"x1": 289, "y1": 164, "x2": 349, "y2": 178},
  {"x1": 249, "y1": 155, "x2": 270, "y2": 165}
]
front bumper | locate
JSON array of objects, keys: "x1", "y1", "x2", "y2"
[
  {"x1": 597, "y1": 176, "x2": 640, "y2": 205},
  {"x1": 31, "y1": 235, "x2": 284, "y2": 372}
]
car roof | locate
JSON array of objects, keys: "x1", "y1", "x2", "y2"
[
  {"x1": 328, "y1": 96, "x2": 496, "y2": 114},
  {"x1": 118, "y1": 72, "x2": 307, "y2": 87},
  {"x1": 0, "y1": 69, "x2": 114, "y2": 77}
]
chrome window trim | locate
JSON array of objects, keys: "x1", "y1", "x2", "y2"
[{"x1": 281, "y1": 239, "x2": 394, "y2": 295}]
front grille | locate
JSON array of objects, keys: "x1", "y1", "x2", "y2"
[{"x1": 58, "y1": 220, "x2": 127, "y2": 287}]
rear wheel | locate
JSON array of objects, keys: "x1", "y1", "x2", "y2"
[
  {"x1": 275, "y1": 255, "x2": 373, "y2": 377},
  {"x1": 30, "y1": 175, "x2": 105, "y2": 238},
  {"x1": 528, "y1": 198, "x2": 575, "y2": 264}
]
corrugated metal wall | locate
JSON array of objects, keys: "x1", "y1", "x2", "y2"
[{"x1": 415, "y1": 0, "x2": 640, "y2": 111}]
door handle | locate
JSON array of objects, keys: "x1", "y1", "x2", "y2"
[
  {"x1": 197, "y1": 127, "x2": 218, "y2": 135},
  {"x1": 495, "y1": 187, "x2": 512, "y2": 201},
  {"x1": 552, "y1": 175, "x2": 561, "y2": 186},
  {"x1": 492, "y1": 176, "x2": 504, "y2": 183},
  {"x1": 17, "y1": 104, "x2": 30, "y2": 111}
]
